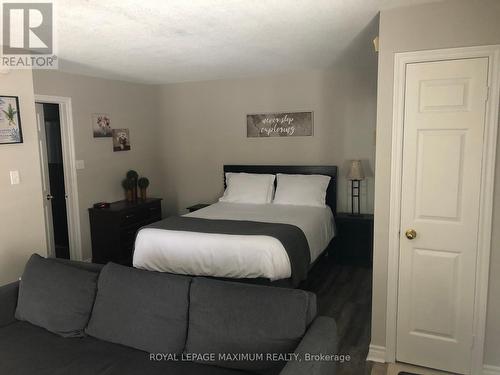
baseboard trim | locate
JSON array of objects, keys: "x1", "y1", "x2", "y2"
[
  {"x1": 483, "y1": 365, "x2": 500, "y2": 375},
  {"x1": 366, "y1": 344, "x2": 386, "y2": 363}
]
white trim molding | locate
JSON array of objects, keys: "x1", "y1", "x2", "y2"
[
  {"x1": 483, "y1": 365, "x2": 500, "y2": 375},
  {"x1": 35, "y1": 95, "x2": 83, "y2": 262},
  {"x1": 385, "y1": 45, "x2": 500, "y2": 375},
  {"x1": 367, "y1": 344, "x2": 386, "y2": 363}
]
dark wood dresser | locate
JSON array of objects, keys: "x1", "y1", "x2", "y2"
[{"x1": 89, "y1": 198, "x2": 162, "y2": 265}]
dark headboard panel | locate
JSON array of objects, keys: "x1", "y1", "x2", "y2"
[{"x1": 223, "y1": 165, "x2": 338, "y2": 215}]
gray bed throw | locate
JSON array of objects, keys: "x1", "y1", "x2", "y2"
[{"x1": 142, "y1": 216, "x2": 311, "y2": 285}]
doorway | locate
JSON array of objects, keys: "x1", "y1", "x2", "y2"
[
  {"x1": 35, "y1": 95, "x2": 82, "y2": 261},
  {"x1": 36, "y1": 103, "x2": 70, "y2": 258}
]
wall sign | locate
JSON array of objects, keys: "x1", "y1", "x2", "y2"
[{"x1": 247, "y1": 111, "x2": 313, "y2": 138}]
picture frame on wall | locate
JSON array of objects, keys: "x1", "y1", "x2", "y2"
[
  {"x1": 0, "y1": 96, "x2": 23, "y2": 144},
  {"x1": 112, "y1": 128, "x2": 131, "y2": 151},
  {"x1": 246, "y1": 111, "x2": 313, "y2": 138},
  {"x1": 92, "y1": 113, "x2": 112, "y2": 138}
]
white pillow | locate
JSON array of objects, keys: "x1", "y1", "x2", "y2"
[
  {"x1": 219, "y1": 173, "x2": 275, "y2": 204},
  {"x1": 273, "y1": 173, "x2": 331, "y2": 207}
]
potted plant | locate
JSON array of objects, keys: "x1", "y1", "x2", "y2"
[
  {"x1": 126, "y1": 170, "x2": 139, "y2": 200},
  {"x1": 138, "y1": 177, "x2": 150, "y2": 200},
  {"x1": 121, "y1": 178, "x2": 135, "y2": 202}
]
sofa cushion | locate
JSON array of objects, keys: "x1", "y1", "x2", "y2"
[
  {"x1": 15, "y1": 254, "x2": 98, "y2": 337},
  {"x1": 85, "y1": 263, "x2": 191, "y2": 354},
  {"x1": 0, "y1": 321, "x2": 249, "y2": 375},
  {"x1": 185, "y1": 277, "x2": 317, "y2": 373},
  {"x1": 51, "y1": 257, "x2": 104, "y2": 273},
  {"x1": 0, "y1": 281, "x2": 19, "y2": 328}
]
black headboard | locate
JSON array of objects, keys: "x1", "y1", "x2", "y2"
[{"x1": 223, "y1": 165, "x2": 338, "y2": 215}]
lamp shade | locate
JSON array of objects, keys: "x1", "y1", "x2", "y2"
[{"x1": 347, "y1": 160, "x2": 365, "y2": 180}]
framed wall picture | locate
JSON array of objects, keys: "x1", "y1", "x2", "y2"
[
  {"x1": 0, "y1": 96, "x2": 23, "y2": 144},
  {"x1": 247, "y1": 111, "x2": 313, "y2": 138},
  {"x1": 112, "y1": 128, "x2": 131, "y2": 151},
  {"x1": 92, "y1": 113, "x2": 112, "y2": 138}
]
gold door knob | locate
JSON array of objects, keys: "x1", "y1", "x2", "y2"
[{"x1": 405, "y1": 229, "x2": 417, "y2": 240}]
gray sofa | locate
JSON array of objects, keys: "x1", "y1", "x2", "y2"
[{"x1": 0, "y1": 254, "x2": 338, "y2": 375}]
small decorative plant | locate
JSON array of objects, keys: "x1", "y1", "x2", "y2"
[
  {"x1": 138, "y1": 177, "x2": 150, "y2": 200},
  {"x1": 122, "y1": 178, "x2": 135, "y2": 202},
  {"x1": 126, "y1": 170, "x2": 139, "y2": 200},
  {"x1": 126, "y1": 170, "x2": 138, "y2": 180}
]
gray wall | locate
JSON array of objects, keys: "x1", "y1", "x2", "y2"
[
  {"x1": 0, "y1": 70, "x2": 47, "y2": 285},
  {"x1": 157, "y1": 65, "x2": 378, "y2": 216},
  {"x1": 33, "y1": 71, "x2": 163, "y2": 261},
  {"x1": 372, "y1": 0, "x2": 500, "y2": 366}
]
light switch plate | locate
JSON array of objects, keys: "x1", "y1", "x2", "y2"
[
  {"x1": 10, "y1": 170, "x2": 20, "y2": 185},
  {"x1": 75, "y1": 160, "x2": 85, "y2": 170}
]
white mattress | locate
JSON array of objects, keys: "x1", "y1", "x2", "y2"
[{"x1": 133, "y1": 202, "x2": 335, "y2": 280}]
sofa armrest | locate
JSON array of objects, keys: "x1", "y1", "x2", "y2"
[
  {"x1": 0, "y1": 281, "x2": 19, "y2": 327},
  {"x1": 280, "y1": 316, "x2": 338, "y2": 375}
]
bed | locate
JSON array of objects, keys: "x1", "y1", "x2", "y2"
[{"x1": 133, "y1": 165, "x2": 337, "y2": 286}]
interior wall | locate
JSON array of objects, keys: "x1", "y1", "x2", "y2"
[
  {"x1": 157, "y1": 62, "x2": 378, "y2": 216},
  {"x1": 372, "y1": 0, "x2": 500, "y2": 366},
  {"x1": 0, "y1": 70, "x2": 47, "y2": 285},
  {"x1": 32, "y1": 71, "x2": 162, "y2": 261}
]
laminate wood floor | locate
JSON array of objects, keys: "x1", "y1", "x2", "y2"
[{"x1": 300, "y1": 254, "x2": 373, "y2": 375}]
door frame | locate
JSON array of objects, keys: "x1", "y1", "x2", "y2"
[
  {"x1": 385, "y1": 45, "x2": 500, "y2": 374},
  {"x1": 35, "y1": 94, "x2": 82, "y2": 262}
]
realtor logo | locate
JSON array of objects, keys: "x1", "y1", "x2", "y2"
[{"x1": 1, "y1": 2, "x2": 57, "y2": 68}]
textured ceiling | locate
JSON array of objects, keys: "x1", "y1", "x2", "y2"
[{"x1": 56, "y1": 0, "x2": 440, "y2": 83}]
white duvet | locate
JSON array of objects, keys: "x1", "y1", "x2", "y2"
[{"x1": 133, "y1": 202, "x2": 335, "y2": 280}]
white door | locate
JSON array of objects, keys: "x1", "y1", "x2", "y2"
[
  {"x1": 36, "y1": 103, "x2": 56, "y2": 257},
  {"x1": 396, "y1": 58, "x2": 489, "y2": 374}
]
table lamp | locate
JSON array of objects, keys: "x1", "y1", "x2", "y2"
[{"x1": 347, "y1": 160, "x2": 365, "y2": 215}]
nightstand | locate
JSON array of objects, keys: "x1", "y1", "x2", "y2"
[
  {"x1": 187, "y1": 203, "x2": 210, "y2": 212},
  {"x1": 332, "y1": 212, "x2": 374, "y2": 267}
]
